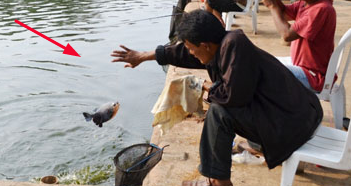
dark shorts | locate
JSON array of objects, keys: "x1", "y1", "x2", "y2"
[{"x1": 207, "y1": 0, "x2": 243, "y2": 13}]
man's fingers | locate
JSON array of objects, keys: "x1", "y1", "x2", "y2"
[
  {"x1": 120, "y1": 45, "x2": 131, "y2": 52},
  {"x1": 112, "y1": 50, "x2": 127, "y2": 54},
  {"x1": 111, "y1": 53, "x2": 126, "y2": 58},
  {"x1": 112, "y1": 58, "x2": 125, "y2": 62},
  {"x1": 111, "y1": 54, "x2": 121, "y2": 57},
  {"x1": 124, "y1": 64, "x2": 133, "y2": 68},
  {"x1": 111, "y1": 51, "x2": 127, "y2": 56}
]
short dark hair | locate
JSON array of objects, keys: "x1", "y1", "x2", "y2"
[{"x1": 176, "y1": 9, "x2": 226, "y2": 46}]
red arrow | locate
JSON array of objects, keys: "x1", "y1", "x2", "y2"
[{"x1": 14, "y1": 19, "x2": 81, "y2": 57}]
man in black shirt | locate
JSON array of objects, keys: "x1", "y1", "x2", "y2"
[{"x1": 111, "y1": 10, "x2": 322, "y2": 186}]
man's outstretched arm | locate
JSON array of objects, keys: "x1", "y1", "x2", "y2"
[
  {"x1": 111, "y1": 45, "x2": 155, "y2": 68},
  {"x1": 111, "y1": 43, "x2": 206, "y2": 69}
]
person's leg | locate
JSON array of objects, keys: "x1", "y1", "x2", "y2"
[
  {"x1": 243, "y1": 65, "x2": 313, "y2": 153},
  {"x1": 198, "y1": 103, "x2": 259, "y2": 186},
  {"x1": 198, "y1": 103, "x2": 235, "y2": 184},
  {"x1": 205, "y1": 0, "x2": 243, "y2": 28},
  {"x1": 207, "y1": 0, "x2": 243, "y2": 12},
  {"x1": 204, "y1": 0, "x2": 226, "y2": 27}
]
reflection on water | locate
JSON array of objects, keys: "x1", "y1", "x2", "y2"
[{"x1": 0, "y1": 0, "x2": 176, "y2": 185}]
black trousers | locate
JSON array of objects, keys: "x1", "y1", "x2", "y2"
[
  {"x1": 198, "y1": 103, "x2": 260, "y2": 179},
  {"x1": 207, "y1": 0, "x2": 243, "y2": 13}
]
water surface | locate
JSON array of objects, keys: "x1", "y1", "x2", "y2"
[{"x1": 0, "y1": 0, "x2": 176, "y2": 184}]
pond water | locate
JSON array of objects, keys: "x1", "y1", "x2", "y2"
[{"x1": 0, "y1": 0, "x2": 176, "y2": 185}]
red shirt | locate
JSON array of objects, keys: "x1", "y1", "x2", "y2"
[{"x1": 284, "y1": 0, "x2": 336, "y2": 91}]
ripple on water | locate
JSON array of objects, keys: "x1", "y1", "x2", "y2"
[
  {"x1": 47, "y1": 131, "x2": 67, "y2": 138},
  {"x1": 10, "y1": 65, "x2": 58, "y2": 72},
  {"x1": 66, "y1": 38, "x2": 104, "y2": 43},
  {"x1": 28, "y1": 60, "x2": 87, "y2": 68}
]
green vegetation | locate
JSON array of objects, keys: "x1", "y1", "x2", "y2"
[
  {"x1": 57, "y1": 164, "x2": 114, "y2": 185},
  {"x1": 32, "y1": 164, "x2": 115, "y2": 185}
]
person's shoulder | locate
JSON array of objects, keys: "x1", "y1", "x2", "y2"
[
  {"x1": 313, "y1": 0, "x2": 335, "y2": 10},
  {"x1": 303, "y1": 0, "x2": 335, "y2": 16},
  {"x1": 220, "y1": 30, "x2": 253, "y2": 51},
  {"x1": 291, "y1": 1, "x2": 305, "y2": 8},
  {"x1": 223, "y1": 29, "x2": 247, "y2": 42}
]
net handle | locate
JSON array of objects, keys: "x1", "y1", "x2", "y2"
[{"x1": 125, "y1": 144, "x2": 169, "y2": 172}]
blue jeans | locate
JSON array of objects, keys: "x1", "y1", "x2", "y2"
[
  {"x1": 284, "y1": 65, "x2": 313, "y2": 90},
  {"x1": 276, "y1": 56, "x2": 313, "y2": 91}
]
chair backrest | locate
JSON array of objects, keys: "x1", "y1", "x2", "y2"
[{"x1": 319, "y1": 28, "x2": 351, "y2": 99}]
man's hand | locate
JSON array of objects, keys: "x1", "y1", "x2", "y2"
[
  {"x1": 262, "y1": 0, "x2": 275, "y2": 9},
  {"x1": 203, "y1": 80, "x2": 213, "y2": 92},
  {"x1": 262, "y1": 0, "x2": 299, "y2": 42},
  {"x1": 111, "y1": 45, "x2": 155, "y2": 68}
]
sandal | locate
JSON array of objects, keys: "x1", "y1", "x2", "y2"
[
  {"x1": 182, "y1": 178, "x2": 234, "y2": 186},
  {"x1": 182, "y1": 178, "x2": 211, "y2": 186}
]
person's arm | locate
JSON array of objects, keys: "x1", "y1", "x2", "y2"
[
  {"x1": 263, "y1": 0, "x2": 300, "y2": 42},
  {"x1": 155, "y1": 43, "x2": 206, "y2": 69},
  {"x1": 208, "y1": 31, "x2": 259, "y2": 107},
  {"x1": 273, "y1": 0, "x2": 294, "y2": 21},
  {"x1": 111, "y1": 45, "x2": 155, "y2": 68},
  {"x1": 111, "y1": 43, "x2": 206, "y2": 69}
]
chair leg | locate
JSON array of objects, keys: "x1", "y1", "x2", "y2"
[
  {"x1": 296, "y1": 162, "x2": 305, "y2": 174},
  {"x1": 252, "y1": 11, "x2": 257, "y2": 34},
  {"x1": 225, "y1": 12, "x2": 234, "y2": 31},
  {"x1": 280, "y1": 159, "x2": 299, "y2": 186},
  {"x1": 222, "y1": 12, "x2": 228, "y2": 26},
  {"x1": 255, "y1": 0, "x2": 260, "y2": 13},
  {"x1": 330, "y1": 85, "x2": 346, "y2": 129}
]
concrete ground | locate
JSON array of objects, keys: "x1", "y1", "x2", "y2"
[{"x1": 2, "y1": 0, "x2": 351, "y2": 186}]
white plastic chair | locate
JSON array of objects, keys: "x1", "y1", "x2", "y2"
[
  {"x1": 277, "y1": 28, "x2": 351, "y2": 130},
  {"x1": 280, "y1": 117, "x2": 351, "y2": 186},
  {"x1": 317, "y1": 28, "x2": 351, "y2": 129},
  {"x1": 222, "y1": 0, "x2": 258, "y2": 34}
]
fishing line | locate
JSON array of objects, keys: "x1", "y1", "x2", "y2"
[
  {"x1": 119, "y1": 13, "x2": 183, "y2": 25},
  {"x1": 116, "y1": 6, "x2": 185, "y2": 25}
]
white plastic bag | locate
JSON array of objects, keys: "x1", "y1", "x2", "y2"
[{"x1": 232, "y1": 150, "x2": 265, "y2": 165}]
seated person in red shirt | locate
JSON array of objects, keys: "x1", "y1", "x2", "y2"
[
  {"x1": 263, "y1": 0, "x2": 336, "y2": 92},
  {"x1": 241, "y1": 0, "x2": 336, "y2": 154}
]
